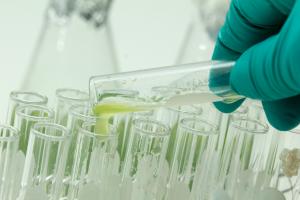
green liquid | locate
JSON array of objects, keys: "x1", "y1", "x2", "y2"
[{"x1": 93, "y1": 102, "x2": 151, "y2": 135}]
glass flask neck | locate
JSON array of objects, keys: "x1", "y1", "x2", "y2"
[{"x1": 48, "y1": 0, "x2": 113, "y2": 27}]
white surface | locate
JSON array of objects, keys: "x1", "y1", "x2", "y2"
[{"x1": 0, "y1": 0, "x2": 194, "y2": 121}]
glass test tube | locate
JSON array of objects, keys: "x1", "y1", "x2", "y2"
[
  {"x1": 216, "y1": 105, "x2": 249, "y2": 163},
  {"x1": 68, "y1": 120, "x2": 119, "y2": 200},
  {"x1": 61, "y1": 105, "x2": 113, "y2": 197},
  {"x1": 218, "y1": 118, "x2": 272, "y2": 200},
  {"x1": 246, "y1": 101, "x2": 268, "y2": 123},
  {"x1": 55, "y1": 88, "x2": 89, "y2": 126},
  {"x1": 15, "y1": 105, "x2": 54, "y2": 154},
  {"x1": 90, "y1": 61, "x2": 243, "y2": 109},
  {"x1": 18, "y1": 123, "x2": 70, "y2": 200},
  {"x1": 101, "y1": 89, "x2": 140, "y2": 173},
  {"x1": 6, "y1": 91, "x2": 48, "y2": 126},
  {"x1": 122, "y1": 118, "x2": 170, "y2": 200},
  {"x1": 271, "y1": 128, "x2": 300, "y2": 200},
  {"x1": 0, "y1": 125, "x2": 19, "y2": 200},
  {"x1": 163, "y1": 106, "x2": 203, "y2": 165},
  {"x1": 166, "y1": 117, "x2": 219, "y2": 200}
]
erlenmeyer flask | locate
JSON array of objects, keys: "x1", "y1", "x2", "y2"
[
  {"x1": 176, "y1": 0, "x2": 229, "y2": 64},
  {"x1": 22, "y1": 0, "x2": 118, "y2": 98}
]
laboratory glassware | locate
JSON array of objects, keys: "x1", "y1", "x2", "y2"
[
  {"x1": 122, "y1": 118, "x2": 170, "y2": 200},
  {"x1": 22, "y1": 0, "x2": 118, "y2": 98},
  {"x1": 55, "y1": 88, "x2": 89, "y2": 126},
  {"x1": 15, "y1": 105, "x2": 55, "y2": 154},
  {"x1": 18, "y1": 122, "x2": 70, "y2": 200},
  {"x1": 0, "y1": 125, "x2": 20, "y2": 200},
  {"x1": 160, "y1": 106, "x2": 203, "y2": 164},
  {"x1": 176, "y1": 0, "x2": 229, "y2": 64},
  {"x1": 270, "y1": 128, "x2": 300, "y2": 200},
  {"x1": 166, "y1": 117, "x2": 219, "y2": 200},
  {"x1": 90, "y1": 61, "x2": 243, "y2": 112},
  {"x1": 6, "y1": 91, "x2": 48, "y2": 126},
  {"x1": 68, "y1": 120, "x2": 119, "y2": 200},
  {"x1": 96, "y1": 89, "x2": 141, "y2": 173},
  {"x1": 13, "y1": 105, "x2": 54, "y2": 199},
  {"x1": 62, "y1": 104, "x2": 110, "y2": 198},
  {"x1": 216, "y1": 118, "x2": 283, "y2": 200}
]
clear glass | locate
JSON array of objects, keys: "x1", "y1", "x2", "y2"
[
  {"x1": 176, "y1": 0, "x2": 229, "y2": 64},
  {"x1": 122, "y1": 118, "x2": 170, "y2": 200},
  {"x1": 18, "y1": 123, "x2": 70, "y2": 200},
  {"x1": 131, "y1": 105, "x2": 204, "y2": 165},
  {"x1": 0, "y1": 125, "x2": 20, "y2": 200},
  {"x1": 216, "y1": 104, "x2": 249, "y2": 160},
  {"x1": 166, "y1": 118, "x2": 219, "y2": 200},
  {"x1": 68, "y1": 120, "x2": 119, "y2": 200},
  {"x1": 90, "y1": 89, "x2": 139, "y2": 173},
  {"x1": 90, "y1": 61, "x2": 243, "y2": 114},
  {"x1": 6, "y1": 91, "x2": 48, "y2": 126},
  {"x1": 15, "y1": 105, "x2": 54, "y2": 154},
  {"x1": 270, "y1": 128, "x2": 300, "y2": 200},
  {"x1": 14, "y1": 106, "x2": 54, "y2": 200},
  {"x1": 61, "y1": 105, "x2": 108, "y2": 198},
  {"x1": 22, "y1": 0, "x2": 118, "y2": 97},
  {"x1": 217, "y1": 118, "x2": 280, "y2": 200},
  {"x1": 55, "y1": 88, "x2": 89, "y2": 126}
]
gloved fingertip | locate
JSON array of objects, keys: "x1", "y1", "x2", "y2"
[
  {"x1": 213, "y1": 99, "x2": 245, "y2": 113},
  {"x1": 262, "y1": 99, "x2": 300, "y2": 131}
]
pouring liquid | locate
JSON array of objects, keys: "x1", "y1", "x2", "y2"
[{"x1": 92, "y1": 92, "x2": 226, "y2": 134}]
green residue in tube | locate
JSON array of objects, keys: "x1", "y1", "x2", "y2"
[
  {"x1": 93, "y1": 102, "x2": 149, "y2": 135},
  {"x1": 93, "y1": 103, "x2": 147, "y2": 115}
]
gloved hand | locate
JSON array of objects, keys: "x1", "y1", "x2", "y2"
[{"x1": 212, "y1": 0, "x2": 300, "y2": 131}]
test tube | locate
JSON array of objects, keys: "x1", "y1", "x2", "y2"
[
  {"x1": 61, "y1": 105, "x2": 112, "y2": 197},
  {"x1": 68, "y1": 120, "x2": 118, "y2": 200},
  {"x1": 15, "y1": 105, "x2": 54, "y2": 154},
  {"x1": 247, "y1": 101, "x2": 268, "y2": 122},
  {"x1": 18, "y1": 122, "x2": 70, "y2": 200},
  {"x1": 101, "y1": 89, "x2": 140, "y2": 173},
  {"x1": 0, "y1": 125, "x2": 19, "y2": 200},
  {"x1": 55, "y1": 88, "x2": 89, "y2": 126},
  {"x1": 270, "y1": 128, "x2": 300, "y2": 200},
  {"x1": 122, "y1": 118, "x2": 170, "y2": 200},
  {"x1": 216, "y1": 105, "x2": 249, "y2": 163},
  {"x1": 166, "y1": 117, "x2": 219, "y2": 200},
  {"x1": 163, "y1": 106, "x2": 203, "y2": 165},
  {"x1": 6, "y1": 91, "x2": 48, "y2": 126},
  {"x1": 218, "y1": 118, "x2": 271, "y2": 200},
  {"x1": 90, "y1": 61, "x2": 243, "y2": 110}
]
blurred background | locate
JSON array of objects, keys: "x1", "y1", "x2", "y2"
[{"x1": 0, "y1": 0, "x2": 228, "y2": 120}]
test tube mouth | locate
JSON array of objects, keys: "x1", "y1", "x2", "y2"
[
  {"x1": 56, "y1": 88, "x2": 89, "y2": 102},
  {"x1": 233, "y1": 105, "x2": 249, "y2": 116},
  {"x1": 80, "y1": 121, "x2": 116, "y2": 138},
  {"x1": 0, "y1": 125, "x2": 19, "y2": 142},
  {"x1": 180, "y1": 117, "x2": 218, "y2": 136},
  {"x1": 231, "y1": 118, "x2": 269, "y2": 135},
  {"x1": 132, "y1": 119, "x2": 170, "y2": 137},
  {"x1": 16, "y1": 105, "x2": 54, "y2": 121},
  {"x1": 10, "y1": 91, "x2": 48, "y2": 105},
  {"x1": 32, "y1": 122, "x2": 70, "y2": 141}
]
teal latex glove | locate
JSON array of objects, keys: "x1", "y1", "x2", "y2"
[{"x1": 212, "y1": 0, "x2": 300, "y2": 131}]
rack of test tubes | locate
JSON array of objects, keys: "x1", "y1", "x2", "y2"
[{"x1": 1, "y1": 61, "x2": 299, "y2": 200}]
